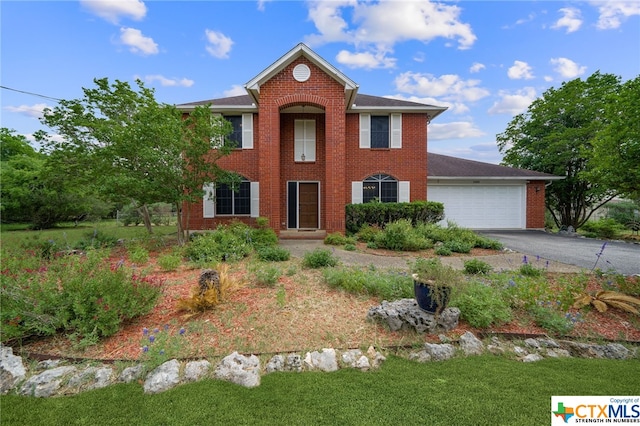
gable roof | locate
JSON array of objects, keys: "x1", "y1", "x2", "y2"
[
  {"x1": 245, "y1": 43, "x2": 358, "y2": 109},
  {"x1": 427, "y1": 152, "x2": 563, "y2": 180}
]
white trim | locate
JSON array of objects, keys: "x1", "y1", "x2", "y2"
[
  {"x1": 359, "y1": 114, "x2": 370, "y2": 148},
  {"x1": 399, "y1": 181, "x2": 410, "y2": 202},
  {"x1": 390, "y1": 113, "x2": 402, "y2": 148},
  {"x1": 351, "y1": 181, "x2": 363, "y2": 204},
  {"x1": 203, "y1": 183, "x2": 215, "y2": 218},
  {"x1": 250, "y1": 182, "x2": 259, "y2": 218},
  {"x1": 242, "y1": 113, "x2": 253, "y2": 149}
]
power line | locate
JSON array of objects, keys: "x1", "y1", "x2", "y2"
[{"x1": 0, "y1": 85, "x2": 63, "y2": 102}]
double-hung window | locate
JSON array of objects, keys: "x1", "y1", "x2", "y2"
[
  {"x1": 359, "y1": 113, "x2": 402, "y2": 149},
  {"x1": 294, "y1": 119, "x2": 316, "y2": 162},
  {"x1": 211, "y1": 113, "x2": 254, "y2": 149},
  {"x1": 203, "y1": 179, "x2": 260, "y2": 217}
]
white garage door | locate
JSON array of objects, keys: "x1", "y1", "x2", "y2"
[{"x1": 427, "y1": 184, "x2": 525, "y2": 229}]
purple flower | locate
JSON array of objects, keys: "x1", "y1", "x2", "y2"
[
  {"x1": 142, "y1": 345, "x2": 149, "y2": 353},
  {"x1": 153, "y1": 328, "x2": 160, "y2": 333},
  {"x1": 522, "y1": 255, "x2": 528, "y2": 264},
  {"x1": 164, "y1": 324, "x2": 169, "y2": 331},
  {"x1": 149, "y1": 335, "x2": 155, "y2": 343},
  {"x1": 142, "y1": 327, "x2": 148, "y2": 336},
  {"x1": 159, "y1": 350, "x2": 165, "y2": 355},
  {"x1": 179, "y1": 328, "x2": 186, "y2": 335}
]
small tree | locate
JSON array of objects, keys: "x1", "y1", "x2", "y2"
[{"x1": 37, "y1": 78, "x2": 238, "y2": 244}]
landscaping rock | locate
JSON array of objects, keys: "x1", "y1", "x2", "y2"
[
  {"x1": 214, "y1": 352, "x2": 261, "y2": 388},
  {"x1": 0, "y1": 345, "x2": 26, "y2": 394},
  {"x1": 410, "y1": 343, "x2": 456, "y2": 362},
  {"x1": 20, "y1": 366, "x2": 77, "y2": 397},
  {"x1": 184, "y1": 360, "x2": 211, "y2": 382},
  {"x1": 459, "y1": 332, "x2": 484, "y2": 356},
  {"x1": 522, "y1": 353, "x2": 544, "y2": 363},
  {"x1": 119, "y1": 364, "x2": 144, "y2": 383},
  {"x1": 367, "y1": 346, "x2": 386, "y2": 368},
  {"x1": 266, "y1": 355, "x2": 285, "y2": 373},
  {"x1": 304, "y1": 348, "x2": 338, "y2": 372},
  {"x1": 367, "y1": 299, "x2": 460, "y2": 333},
  {"x1": 285, "y1": 354, "x2": 303, "y2": 372},
  {"x1": 143, "y1": 359, "x2": 181, "y2": 394}
]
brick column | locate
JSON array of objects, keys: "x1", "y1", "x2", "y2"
[
  {"x1": 258, "y1": 104, "x2": 282, "y2": 232},
  {"x1": 324, "y1": 102, "x2": 346, "y2": 233}
]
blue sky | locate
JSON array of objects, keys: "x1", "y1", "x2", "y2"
[{"x1": 2, "y1": 0, "x2": 639, "y2": 164}]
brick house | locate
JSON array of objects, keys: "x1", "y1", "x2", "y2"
[{"x1": 178, "y1": 43, "x2": 559, "y2": 235}]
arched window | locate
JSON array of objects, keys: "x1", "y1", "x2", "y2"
[{"x1": 363, "y1": 174, "x2": 398, "y2": 203}]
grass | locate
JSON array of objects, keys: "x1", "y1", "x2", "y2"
[{"x1": 1, "y1": 355, "x2": 638, "y2": 425}]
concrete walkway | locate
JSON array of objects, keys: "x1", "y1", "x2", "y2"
[{"x1": 279, "y1": 240, "x2": 585, "y2": 273}]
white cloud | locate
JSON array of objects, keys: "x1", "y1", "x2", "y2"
[
  {"x1": 550, "y1": 57, "x2": 586, "y2": 78},
  {"x1": 507, "y1": 60, "x2": 534, "y2": 80},
  {"x1": 394, "y1": 72, "x2": 490, "y2": 104},
  {"x1": 469, "y1": 62, "x2": 485, "y2": 73},
  {"x1": 552, "y1": 7, "x2": 583, "y2": 33},
  {"x1": 428, "y1": 121, "x2": 485, "y2": 140},
  {"x1": 119, "y1": 27, "x2": 158, "y2": 55},
  {"x1": 223, "y1": 85, "x2": 248, "y2": 97},
  {"x1": 205, "y1": 30, "x2": 233, "y2": 59},
  {"x1": 257, "y1": 0, "x2": 272, "y2": 12},
  {"x1": 336, "y1": 49, "x2": 396, "y2": 69},
  {"x1": 590, "y1": 1, "x2": 640, "y2": 30},
  {"x1": 80, "y1": 0, "x2": 146, "y2": 24},
  {"x1": 4, "y1": 103, "x2": 49, "y2": 119},
  {"x1": 143, "y1": 75, "x2": 194, "y2": 87},
  {"x1": 305, "y1": 0, "x2": 476, "y2": 69},
  {"x1": 488, "y1": 87, "x2": 537, "y2": 115},
  {"x1": 502, "y1": 12, "x2": 538, "y2": 29}
]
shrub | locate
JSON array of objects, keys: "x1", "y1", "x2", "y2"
[
  {"x1": 74, "y1": 229, "x2": 119, "y2": 250},
  {"x1": 375, "y1": 219, "x2": 431, "y2": 251},
  {"x1": 302, "y1": 248, "x2": 339, "y2": 268},
  {"x1": 519, "y1": 263, "x2": 543, "y2": 277},
  {"x1": 443, "y1": 240, "x2": 473, "y2": 254},
  {"x1": 176, "y1": 264, "x2": 243, "y2": 313},
  {"x1": 0, "y1": 249, "x2": 163, "y2": 345},
  {"x1": 128, "y1": 245, "x2": 150, "y2": 264},
  {"x1": 528, "y1": 304, "x2": 574, "y2": 335},
  {"x1": 345, "y1": 201, "x2": 444, "y2": 234},
  {"x1": 355, "y1": 224, "x2": 382, "y2": 243},
  {"x1": 463, "y1": 259, "x2": 493, "y2": 275},
  {"x1": 434, "y1": 245, "x2": 452, "y2": 256},
  {"x1": 185, "y1": 228, "x2": 251, "y2": 263},
  {"x1": 322, "y1": 267, "x2": 412, "y2": 300},
  {"x1": 250, "y1": 227, "x2": 279, "y2": 248},
  {"x1": 452, "y1": 282, "x2": 512, "y2": 328},
  {"x1": 581, "y1": 218, "x2": 625, "y2": 239},
  {"x1": 157, "y1": 253, "x2": 182, "y2": 271},
  {"x1": 256, "y1": 246, "x2": 290, "y2": 262},
  {"x1": 474, "y1": 236, "x2": 503, "y2": 250},
  {"x1": 344, "y1": 243, "x2": 356, "y2": 251},
  {"x1": 249, "y1": 264, "x2": 282, "y2": 287},
  {"x1": 324, "y1": 232, "x2": 356, "y2": 246}
]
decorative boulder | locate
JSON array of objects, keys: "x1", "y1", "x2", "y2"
[
  {"x1": 367, "y1": 299, "x2": 459, "y2": 333},
  {"x1": 214, "y1": 352, "x2": 261, "y2": 388}
]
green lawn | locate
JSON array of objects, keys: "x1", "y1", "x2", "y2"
[{"x1": 1, "y1": 355, "x2": 638, "y2": 426}]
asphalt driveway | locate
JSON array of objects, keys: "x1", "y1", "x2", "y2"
[{"x1": 478, "y1": 230, "x2": 640, "y2": 276}]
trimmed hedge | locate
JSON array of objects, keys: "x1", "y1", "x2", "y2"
[{"x1": 346, "y1": 201, "x2": 444, "y2": 234}]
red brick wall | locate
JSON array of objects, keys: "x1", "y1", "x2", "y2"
[
  {"x1": 344, "y1": 112, "x2": 429, "y2": 204},
  {"x1": 526, "y1": 180, "x2": 546, "y2": 229}
]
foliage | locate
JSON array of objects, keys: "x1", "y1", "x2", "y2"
[
  {"x1": 587, "y1": 76, "x2": 640, "y2": 201},
  {"x1": 322, "y1": 266, "x2": 413, "y2": 300},
  {"x1": 302, "y1": 248, "x2": 339, "y2": 268},
  {"x1": 374, "y1": 219, "x2": 432, "y2": 251},
  {"x1": 345, "y1": 201, "x2": 444, "y2": 234},
  {"x1": 434, "y1": 245, "x2": 452, "y2": 256},
  {"x1": 605, "y1": 200, "x2": 640, "y2": 229},
  {"x1": 496, "y1": 72, "x2": 624, "y2": 229},
  {"x1": 185, "y1": 228, "x2": 251, "y2": 264},
  {"x1": 451, "y1": 282, "x2": 512, "y2": 328},
  {"x1": 0, "y1": 249, "x2": 163, "y2": 344},
  {"x1": 528, "y1": 304, "x2": 574, "y2": 335},
  {"x1": 139, "y1": 324, "x2": 189, "y2": 369},
  {"x1": 518, "y1": 263, "x2": 544, "y2": 277},
  {"x1": 127, "y1": 245, "x2": 150, "y2": 265},
  {"x1": 581, "y1": 218, "x2": 625, "y2": 239},
  {"x1": 157, "y1": 253, "x2": 182, "y2": 271},
  {"x1": 36, "y1": 78, "x2": 239, "y2": 244},
  {"x1": 256, "y1": 246, "x2": 290, "y2": 262},
  {"x1": 74, "y1": 229, "x2": 120, "y2": 250},
  {"x1": 324, "y1": 232, "x2": 356, "y2": 246},
  {"x1": 176, "y1": 264, "x2": 243, "y2": 313},
  {"x1": 463, "y1": 259, "x2": 493, "y2": 275},
  {"x1": 574, "y1": 290, "x2": 640, "y2": 314},
  {"x1": 355, "y1": 224, "x2": 382, "y2": 243},
  {"x1": 248, "y1": 264, "x2": 282, "y2": 287},
  {"x1": 410, "y1": 258, "x2": 464, "y2": 290}
]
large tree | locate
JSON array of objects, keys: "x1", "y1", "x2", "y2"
[
  {"x1": 37, "y1": 78, "x2": 238, "y2": 244},
  {"x1": 496, "y1": 72, "x2": 623, "y2": 229},
  {"x1": 587, "y1": 76, "x2": 640, "y2": 202}
]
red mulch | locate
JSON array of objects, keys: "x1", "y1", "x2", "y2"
[{"x1": 18, "y1": 253, "x2": 640, "y2": 362}]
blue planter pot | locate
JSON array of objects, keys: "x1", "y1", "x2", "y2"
[{"x1": 413, "y1": 277, "x2": 451, "y2": 315}]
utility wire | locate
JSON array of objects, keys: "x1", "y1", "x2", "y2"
[{"x1": 0, "y1": 85, "x2": 63, "y2": 102}]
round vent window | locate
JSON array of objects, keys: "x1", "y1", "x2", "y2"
[{"x1": 293, "y1": 64, "x2": 311, "y2": 82}]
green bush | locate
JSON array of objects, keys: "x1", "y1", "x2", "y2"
[
  {"x1": 344, "y1": 243, "x2": 356, "y2": 251},
  {"x1": 452, "y1": 282, "x2": 512, "y2": 328},
  {"x1": 250, "y1": 227, "x2": 279, "y2": 248},
  {"x1": 302, "y1": 248, "x2": 339, "y2": 268},
  {"x1": 355, "y1": 224, "x2": 382, "y2": 243},
  {"x1": 528, "y1": 304, "x2": 574, "y2": 335},
  {"x1": 345, "y1": 201, "x2": 444, "y2": 234},
  {"x1": 605, "y1": 201, "x2": 640, "y2": 229},
  {"x1": 463, "y1": 259, "x2": 493, "y2": 275},
  {"x1": 256, "y1": 246, "x2": 290, "y2": 262},
  {"x1": 185, "y1": 228, "x2": 251, "y2": 263},
  {"x1": 374, "y1": 219, "x2": 431, "y2": 251},
  {"x1": 249, "y1": 264, "x2": 282, "y2": 287},
  {"x1": 581, "y1": 218, "x2": 625, "y2": 239},
  {"x1": 434, "y1": 245, "x2": 452, "y2": 256},
  {"x1": 324, "y1": 232, "x2": 355, "y2": 246},
  {"x1": 74, "y1": 229, "x2": 119, "y2": 250},
  {"x1": 519, "y1": 263, "x2": 544, "y2": 277},
  {"x1": 157, "y1": 253, "x2": 182, "y2": 271},
  {"x1": 443, "y1": 240, "x2": 473, "y2": 254},
  {"x1": 0, "y1": 249, "x2": 163, "y2": 345},
  {"x1": 322, "y1": 267, "x2": 412, "y2": 300},
  {"x1": 128, "y1": 245, "x2": 149, "y2": 264}
]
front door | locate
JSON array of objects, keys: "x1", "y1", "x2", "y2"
[{"x1": 288, "y1": 182, "x2": 319, "y2": 229}]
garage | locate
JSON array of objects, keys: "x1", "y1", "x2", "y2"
[
  {"x1": 427, "y1": 183, "x2": 525, "y2": 229},
  {"x1": 426, "y1": 153, "x2": 563, "y2": 230}
]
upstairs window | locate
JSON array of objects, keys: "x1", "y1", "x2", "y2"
[
  {"x1": 211, "y1": 113, "x2": 254, "y2": 149},
  {"x1": 359, "y1": 113, "x2": 402, "y2": 149},
  {"x1": 294, "y1": 119, "x2": 316, "y2": 161},
  {"x1": 363, "y1": 174, "x2": 398, "y2": 203},
  {"x1": 226, "y1": 115, "x2": 243, "y2": 149}
]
